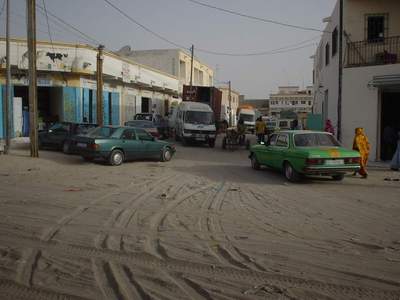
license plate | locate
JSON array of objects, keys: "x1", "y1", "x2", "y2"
[
  {"x1": 325, "y1": 159, "x2": 344, "y2": 165},
  {"x1": 77, "y1": 142, "x2": 87, "y2": 148}
]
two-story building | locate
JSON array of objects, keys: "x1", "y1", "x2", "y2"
[
  {"x1": 313, "y1": 0, "x2": 400, "y2": 161},
  {"x1": 269, "y1": 86, "x2": 313, "y2": 124},
  {"x1": 0, "y1": 38, "x2": 179, "y2": 138},
  {"x1": 116, "y1": 47, "x2": 214, "y2": 95},
  {"x1": 217, "y1": 85, "x2": 240, "y2": 126}
]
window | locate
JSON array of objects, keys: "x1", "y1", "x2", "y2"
[
  {"x1": 325, "y1": 43, "x2": 330, "y2": 65},
  {"x1": 276, "y1": 134, "x2": 288, "y2": 147},
  {"x1": 179, "y1": 60, "x2": 186, "y2": 80},
  {"x1": 323, "y1": 90, "x2": 329, "y2": 121},
  {"x1": 136, "y1": 128, "x2": 153, "y2": 141},
  {"x1": 301, "y1": 101, "x2": 306, "y2": 104},
  {"x1": 308, "y1": 101, "x2": 312, "y2": 105},
  {"x1": 268, "y1": 134, "x2": 278, "y2": 146},
  {"x1": 332, "y1": 27, "x2": 338, "y2": 56},
  {"x1": 121, "y1": 129, "x2": 136, "y2": 140},
  {"x1": 366, "y1": 14, "x2": 387, "y2": 42}
]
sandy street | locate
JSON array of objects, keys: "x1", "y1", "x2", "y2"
[{"x1": 0, "y1": 140, "x2": 400, "y2": 300}]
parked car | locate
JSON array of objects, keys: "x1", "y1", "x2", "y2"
[
  {"x1": 249, "y1": 130, "x2": 360, "y2": 182},
  {"x1": 134, "y1": 113, "x2": 169, "y2": 139},
  {"x1": 125, "y1": 120, "x2": 160, "y2": 138},
  {"x1": 38, "y1": 122, "x2": 97, "y2": 154},
  {"x1": 74, "y1": 126, "x2": 175, "y2": 166}
]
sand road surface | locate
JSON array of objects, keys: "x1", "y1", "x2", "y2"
[{"x1": 0, "y1": 144, "x2": 400, "y2": 299}]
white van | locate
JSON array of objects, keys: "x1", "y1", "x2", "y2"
[
  {"x1": 237, "y1": 108, "x2": 256, "y2": 133},
  {"x1": 175, "y1": 101, "x2": 217, "y2": 147}
]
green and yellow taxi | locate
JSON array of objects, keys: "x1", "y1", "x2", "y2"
[
  {"x1": 249, "y1": 130, "x2": 360, "y2": 182},
  {"x1": 73, "y1": 126, "x2": 175, "y2": 166}
]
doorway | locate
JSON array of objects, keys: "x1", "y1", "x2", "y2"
[
  {"x1": 380, "y1": 91, "x2": 400, "y2": 160},
  {"x1": 142, "y1": 97, "x2": 150, "y2": 113}
]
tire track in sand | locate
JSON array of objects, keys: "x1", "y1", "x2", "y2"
[{"x1": 1, "y1": 233, "x2": 400, "y2": 300}]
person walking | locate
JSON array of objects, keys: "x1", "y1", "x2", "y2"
[
  {"x1": 390, "y1": 132, "x2": 400, "y2": 171},
  {"x1": 352, "y1": 127, "x2": 370, "y2": 178},
  {"x1": 255, "y1": 117, "x2": 266, "y2": 144}
]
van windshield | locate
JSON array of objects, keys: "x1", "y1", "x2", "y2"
[
  {"x1": 185, "y1": 111, "x2": 214, "y2": 125},
  {"x1": 240, "y1": 113, "x2": 254, "y2": 122}
]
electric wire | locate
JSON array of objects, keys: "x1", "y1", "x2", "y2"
[
  {"x1": 181, "y1": 0, "x2": 329, "y2": 33},
  {"x1": 102, "y1": 0, "x2": 318, "y2": 57}
]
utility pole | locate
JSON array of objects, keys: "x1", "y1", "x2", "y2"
[
  {"x1": 228, "y1": 81, "x2": 232, "y2": 127},
  {"x1": 27, "y1": 0, "x2": 38, "y2": 157},
  {"x1": 96, "y1": 45, "x2": 104, "y2": 126},
  {"x1": 337, "y1": 0, "x2": 343, "y2": 141},
  {"x1": 189, "y1": 45, "x2": 194, "y2": 87},
  {"x1": 4, "y1": 0, "x2": 11, "y2": 153}
]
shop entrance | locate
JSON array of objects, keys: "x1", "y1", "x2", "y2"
[
  {"x1": 380, "y1": 90, "x2": 400, "y2": 160},
  {"x1": 14, "y1": 86, "x2": 63, "y2": 135}
]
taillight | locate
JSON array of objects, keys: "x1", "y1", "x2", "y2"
[
  {"x1": 306, "y1": 158, "x2": 324, "y2": 165},
  {"x1": 89, "y1": 143, "x2": 100, "y2": 150},
  {"x1": 345, "y1": 157, "x2": 360, "y2": 164}
]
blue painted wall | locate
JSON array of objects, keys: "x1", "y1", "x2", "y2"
[
  {"x1": 0, "y1": 85, "x2": 14, "y2": 138},
  {"x1": 103, "y1": 91, "x2": 110, "y2": 125},
  {"x1": 63, "y1": 87, "x2": 81, "y2": 123},
  {"x1": 111, "y1": 92, "x2": 120, "y2": 125}
]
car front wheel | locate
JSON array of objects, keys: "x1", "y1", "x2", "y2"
[
  {"x1": 251, "y1": 154, "x2": 261, "y2": 170},
  {"x1": 332, "y1": 174, "x2": 345, "y2": 181},
  {"x1": 161, "y1": 147, "x2": 173, "y2": 162},
  {"x1": 62, "y1": 140, "x2": 71, "y2": 154},
  {"x1": 284, "y1": 162, "x2": 300, "y2": 182},
  {"x1": 109, "y1": 149, "x2": 124, "y2": 166}
]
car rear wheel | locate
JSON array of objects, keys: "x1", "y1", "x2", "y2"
[
  {"x1": 109, "y1": 149, "x2": 124, "y2": 166},
  {"x1": 62, "y1": 140, "x2": 71, "y2": 154},
  {"x1": 284, "y1": 162, "x2": 300, "y2": 182},
  {"x1": 332, "y1": 174, "x2": 345, "y2": 181},
  {"x1": 161, "y1": 147, "x2": 172, "y2": 162},
  {"x1": 251, "y1": 154, "x2": 261, "y2": 170}
]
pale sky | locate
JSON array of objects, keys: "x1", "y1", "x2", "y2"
[{"x1": 0, "y1": 0, "x2": 336, "y2": 98}]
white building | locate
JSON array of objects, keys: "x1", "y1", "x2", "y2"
[
  {"x1": 313, "y1": 0, "x2": 400, "y2": 161},
  {"x1": 217, "y1": 85, "x2": 240, "y2": 126},
  {"x1": 269, "y1": 86, "x2": 313, "y2": 118},
  {"x1": 0, "y1": 38, "x2": 179, "y2": 138},
  {"x1": 116, "y1": 47, "x2": 214, "y2": 94}
]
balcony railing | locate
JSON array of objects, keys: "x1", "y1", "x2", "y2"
[{"x1": 346, "y1": 36, "x2": 400, "y2": 67}]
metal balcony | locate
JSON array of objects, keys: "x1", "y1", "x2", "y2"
[{"x1": 346, "y1": 36, "x2": 400, "y2": 68}]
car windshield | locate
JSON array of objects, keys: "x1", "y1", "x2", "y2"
[
  {"x1": 184, "y1": 111, "x2": 214, "y2": 125},
  {"x1": 240, "y1": 114, "x2": 254, "y2": 122},
  {"x1": 125, "y1": 121, "x2": 154, "y2": 128},
  {"x1": 294, "y1": 133, "x2": 340, "y2": 147},
  {"x1": 49, "y1": 123, "x2": 68, "y2": 131},
  {"x1": 85, "y1": 126, "x2": 118, "y2": 138}
]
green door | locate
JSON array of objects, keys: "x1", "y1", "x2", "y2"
[
  {"x1": 135, "y1": 128, "x2": 157, "y2": 158},
  {"x1": 120, "y1": 128, "x2": 142, "y2": 159},
  {"x1": 269, "y1": 133, "x2": 289, "y2": 169},
  {"x1": 258, "y1": 133, "x2": 278, "y2": 167}
]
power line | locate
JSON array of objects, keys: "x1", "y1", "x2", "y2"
[
  {"x1": 102, "y1": 0, "x2": 319, "y2": 57},
  {"x1": 35, "y1": 2, "x2": 102, "y2": 46},
  {"x1": 41, "y1": 0, "x2": 54, "y2": 50},
  {"x1": 196, "y1": 36, "x2": 320, "y2": 56},
  {"x1": 181, "y1": 0, "x2": 329, "y2": 33},
  {"x1": 103, "y1": 0, "x2": 189, "y2": 50}
]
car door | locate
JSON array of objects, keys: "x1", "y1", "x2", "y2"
[
  {"x1": 135, "y1": 128, "x2": 156, "y2": 158},
  {"x1": 269, "y1": 133, "x2": 289, "y2": 169},
  {"x1": 120, "y1": 128, "x2": 141, "y2": 160},
  {"x1": 258, "y1": 134, "x2": 277, "y2": 166}
]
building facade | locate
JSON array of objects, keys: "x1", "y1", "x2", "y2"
[
  {"x1": 116, "y1": 48, "x2": 214, "y2": 94},
  {"x1": 238, "y1": 98, "x2": 269, "y2": 117},
  {"x1": 313, "y1": 0, "x2": 400, "y2": 161},
  {"x1": 0, "y1": 39, "x2": 179, "y2": 138},
  {"x1": 217, "y1": 85, "x2": 240, "y2": 126},
  {"x1": 269, "y1": 86, "x2": 313, "y2": 119}
]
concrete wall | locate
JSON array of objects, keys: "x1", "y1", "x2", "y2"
[
  {"x1": 125, "y1": 49, "x2": 177, "y2": 77},
  {"x1": 178, "y1": 51, "x2": 213, "y2": 87},
  {"x1": 345, "y1": 0, "x2": 400, "y2": 41},
  {"x1": 342, "y1": 63, "x2": 400, "y2": 160},
  {"x1": 313, "y1": 0, "x2": 340, "y2": 131}
]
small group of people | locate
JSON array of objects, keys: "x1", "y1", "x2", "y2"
[{"x1": 325, "y1": 119, "x2": 400, "y2": 178}]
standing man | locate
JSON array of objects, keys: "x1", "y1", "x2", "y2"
[{"x1": 255, "y1": 117, "x2": 266, "y2": 144}]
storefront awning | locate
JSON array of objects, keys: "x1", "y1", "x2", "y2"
[{"x1": 369, "y1": 74, "x2": 400, "y2": 87}]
